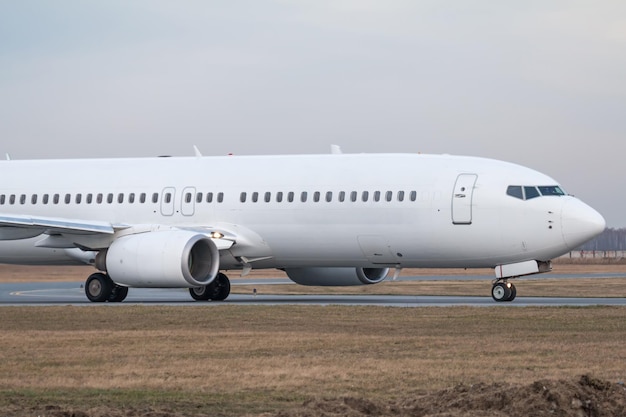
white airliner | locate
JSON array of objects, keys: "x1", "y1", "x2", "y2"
[{"x1": 0, "y1": 150, "x2": 605, "y2": 302}]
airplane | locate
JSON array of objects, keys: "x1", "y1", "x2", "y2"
[{"x1": 0, "y1": 149, "x2": 605, "y2": 303}]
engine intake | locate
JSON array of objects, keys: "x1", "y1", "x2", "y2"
[
  {"x1": 100, "y1": 231, "x2": 219, "y2": 288},
  {"x1": 285, "y1": 267, "x2": 389, "y2": 286}
]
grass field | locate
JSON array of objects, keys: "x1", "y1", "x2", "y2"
[
  {"x1": 2, "y1": 305, "x2": 626, "y2": 416},
  {"x1": 1, "y1": 262, "x2": 626, "y2": 416}
]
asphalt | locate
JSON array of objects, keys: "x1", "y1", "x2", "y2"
[{"x1": 2, "y1": 273, "x2": 626, "y2": 307}]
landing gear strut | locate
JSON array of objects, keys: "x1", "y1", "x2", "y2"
[
  {"x1": 491, "y1": 280, "x2": 516, "y2": 302},
  {"x1": 85, "y1": 272, "x2": 128, "y2": 303},
  {"x1": 189, "y1": 272, "x2": 231, "y2": 301}
]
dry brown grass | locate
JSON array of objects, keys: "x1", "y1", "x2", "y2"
[
  {"x1": 0, "y1": 260, "x2": 624, "y2": 283},
  {"x1": 1, "y1": 305, "x2": 626, "y2": 415}
]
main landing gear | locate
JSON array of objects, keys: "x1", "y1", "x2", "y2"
[
  {"x1": 189, "y1": 272, "x2": 231, "y2": 301},
  {"x1": 491, "y1": 280, "x2": 517, "y2": 302},
  {"x1": 85, "y1": 273, "x2": 129, "y2": 303},
  {"x1": 84, "y1": 272, "x2": 232, "y2": 303}
]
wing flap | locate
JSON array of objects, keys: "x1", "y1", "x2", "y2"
[{"x1": 0, "y1": 214, "x2": 116, "y2": 236}]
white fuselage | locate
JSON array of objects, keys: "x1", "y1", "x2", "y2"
[{"x1": 0, "y1": 153, "x2": 605, "y2": 272}]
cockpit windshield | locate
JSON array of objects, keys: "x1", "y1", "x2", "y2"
[{"x1": 506, "y1": 185, "x2": 566, "y2": 200}]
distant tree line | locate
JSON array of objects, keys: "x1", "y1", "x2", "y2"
[{"x1": 579, "y1": 228, "x2": 626, "y2": 251}]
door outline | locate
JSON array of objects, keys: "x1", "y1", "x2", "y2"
[
  {"x1": 451, "y1": 174, "x2": 477, "y2": 224},
  {"x1": 161, "y1": 187, "x2": 176, "y2": 216},
  {"x1": 181, "y1": 187, "x2": 196, "y2": 217},
  {"x1": 357, "y1": 235, "x2": 399, "y2": 265}
]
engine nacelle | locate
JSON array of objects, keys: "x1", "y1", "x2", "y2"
[
  {"x1": 285, "y1": 267, "x2": 389, "y2": 286},
  {"x1": 101, "y1": 231, "x2": 219, "y2": 288}
]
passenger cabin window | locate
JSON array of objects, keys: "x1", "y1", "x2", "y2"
[{"x1": 217, "y1": 192, "x2": 224, "y2": 203}]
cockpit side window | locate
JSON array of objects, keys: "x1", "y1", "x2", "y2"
[
  {"x1": 506, "y1": 186, "x2": 523, "y2": 200},
  {"x1": 524, "y1": 186, "x2": 540, "y2": 200}
]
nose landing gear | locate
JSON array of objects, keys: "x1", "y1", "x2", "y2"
[{"x1": 491, "y1": 280, "x2": 517, "y2": 302}]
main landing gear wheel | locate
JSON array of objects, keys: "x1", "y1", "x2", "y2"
[
  {"x1": 85, "y1": 273, "x2": 128, "y2": 303},
  {"x1": 85, "y1": 273, "x2": 113, "y2": 302},
  {"x1": 109, "y1": 285, "x2": 129, "y2": 302},
  {"x1": 491, "y1": 281, "x2": 516, "y2": 302},
  {"x1": 189, "y1": 272, "x2": 231, "y2": 301}
]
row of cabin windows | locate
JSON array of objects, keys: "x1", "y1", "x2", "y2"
[
  {"x1": 0, "y1": 189, "x2": 419, "y2": 207},
  {"x1": 0, "y1": 192, "x2": 225, "y2": 206},
  {"x1": 240, "y1": 190, "x2": 418, "y2": 203}
]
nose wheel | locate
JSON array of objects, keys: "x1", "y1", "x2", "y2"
[{"x1": 491, "y1": 281, "x2": 516, "y2": 302}]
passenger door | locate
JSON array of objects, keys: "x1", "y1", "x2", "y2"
[{"x1": 452, "y1": 174, "x2": 477, "y2": 224}]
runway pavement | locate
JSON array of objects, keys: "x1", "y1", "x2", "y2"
[{"x1": 2, "y1": 273, "x2": 626, "y2": 307}]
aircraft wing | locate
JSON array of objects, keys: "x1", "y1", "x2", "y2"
[
  {"x1": 0, "y1": 213, "x2": 236, "y2": 250},
  {"x1": 0, "y1": 213, "x2": 118, "y2": 236}
]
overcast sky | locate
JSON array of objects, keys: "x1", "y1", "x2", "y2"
[{"x1": 1, "y1": 1, "x2": 625, "y2": 227}]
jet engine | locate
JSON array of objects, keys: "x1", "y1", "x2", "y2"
[
  {"x1": 98, "y1": 231, "x2": 219, "y2": 288},
  {"x1": 285, "y1": 267, "x2": 389, "y2": 286}
]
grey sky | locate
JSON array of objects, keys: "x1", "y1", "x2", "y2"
[{"x1": 1, "y1": 1, "x2": 625, "y2": 227}]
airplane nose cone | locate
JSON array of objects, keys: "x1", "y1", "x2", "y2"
[{"x1": 561, "y1": 199, "x2": 606, "y2": 249}]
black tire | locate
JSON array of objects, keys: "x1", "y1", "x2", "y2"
[
  {"x1": 491, "y1": 282, "x2": 511, "y2": 302},
  {"x1": 85, "y1": 273, "x2": 113, "y2": 302},
  {"x1": 212, "y1": 273, "x2": 231, "y2": 301},
  {"x1": 189, "y1": 285, "x2": 211, "y2": 301},
  {"x1": 189, "y1": 273, "x2": 231, "y2": 301},
  {"x1": 109, "y1": 285, "x2": 129, "y2": 302},
  {"x1": 506, "y1": 283, "x2": 517, "y2": 302}
]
